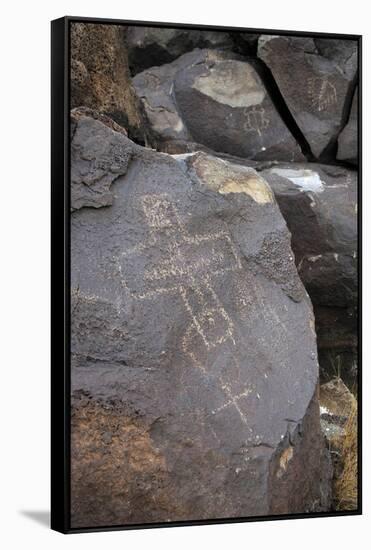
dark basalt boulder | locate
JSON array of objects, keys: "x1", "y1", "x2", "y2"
[
  {"x1": 127, "y1": 26, "x2": 235, "y2": 74},
  {"x1": 260, "y1": 163, "x2": 358, "y2": 384},
  {"x1": 260, "y1": 163, "x2": 357, "y2": 307},
  {"x1": 132, "y1": 49, "x2": 305, "y2": 161},
  {"x1": 258, "y1": 36, "x2": 358, "y2": 158},
  {"x1": 70, "y1": 113, "x2": 331, "y2": 528}
]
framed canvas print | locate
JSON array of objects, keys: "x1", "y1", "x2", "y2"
[{"x1": 51, "y1": 16, "x2": 361, "y2": 533}]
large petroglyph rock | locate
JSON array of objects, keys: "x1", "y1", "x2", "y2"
[
  {"x1": 258, "y1": 36, "x2": 358, "y2": 158},
  {"x1": 132, "y1": 49, "x2": 304, "y2": 161},
  {"x1": 127, "y1": 26, "x2": 234, "y2": 74},
  {"x1": 261, "y1": 163, "x2": 358, "y2": 384},
  {"x1": 70, "y1": 22, "x2": 149, "y2": 143},
  {"x1": 70, "y1": 112, "x2": 331, "y2": 528}
]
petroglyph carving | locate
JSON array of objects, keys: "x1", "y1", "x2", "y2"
[
  {"x1": 308, "y1": 77, "x2": 337, "y2": 112},
  {"x1": 216, "y1": 383, "x2": 252, "y2": 425},
  {"x1": 141, "y1": 195, "x2": 179, "y2": 229},
  {"x1": 243, "y1": 106, "x2": 270, "y2": 136},
  {"x1": 118, "y1": 193, "x2": 240, "y2": 343},
  {"x1": 113, "y1": 192, "x2": 256, "y2": 420}
]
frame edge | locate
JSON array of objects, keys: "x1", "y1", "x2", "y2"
[{"x1": 51, "y1": 16, "x2": 70, "y2": 534}]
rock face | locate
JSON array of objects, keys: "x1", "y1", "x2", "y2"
[
  {"x1": 337, "y1": 87, "x2": 358, "y2": 165},
  {"x1": 127, "y1": 26, "x2": 234, "y2": 74},
  {"x1": 133, "y1": 49, "x2": 305, "y2": 161},
  {"x1": 258, "y1": 36, "x2": 358, "y2": 158},
  {"x1": 261, "y1": 163, "x2": 358, "y2": 384},
  {"x1": 70, "y1": 108, "x2": 135, "y2": 211},
  {"x1": 70, "y1": 113, "x2": 331, "y2": 528},
  {"x1": 70, "y1": 23, "x2": 149, "y2": 144},
  {"x1": 261, "y1": 163, "x2": 357, "y2": 306}
]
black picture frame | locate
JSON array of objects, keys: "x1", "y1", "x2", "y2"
[{"x1": 51, "y1": 15, "x2": 362, "y2": 534}]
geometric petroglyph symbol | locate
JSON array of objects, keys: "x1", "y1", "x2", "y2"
[
  {"x1": 243, "y1": 106, "x2": 270, "y2": 137},
  {"x1": 119, "y1": 193, "x2": 240, "y2": 349},
  {"x1": 308, "y1": 76, "x2": 337, "y2": 112},
  {"x1": 115, "y1": 193, "x2": 254, "y2": 425},
  {"x1": 212, "y1": 377, "x2": 253, "y2": 426}
]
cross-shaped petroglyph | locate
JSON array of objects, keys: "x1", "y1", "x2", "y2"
[
  {"x1": 308, "y1": 77, "x2": 337, "y2": 112},
  {"x1": 118, "y1": 193, "x2": 240, "y2": 347},
  {"x1": 243, "y1": 106, "x2": 270, "y2": 137},
  {"x1": 115, "y1": 192, "x2": 254, "y2": 425},
  {"x1": 212, "y1": 382, "x2": 253, "y2": 425}
]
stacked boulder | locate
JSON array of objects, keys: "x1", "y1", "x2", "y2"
[
  {"x1": 70, "y1": 111, "x2": 331, "y2": 527},
  {"x1": 260, "y1": 163, "x2": 358, "y2": 387}
]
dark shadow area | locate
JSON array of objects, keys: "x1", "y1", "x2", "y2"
[
  {"x1": 20, "y1": 510, "x2": 50, "y2": 528},
  {"x1": 248, "y1": 56, "x2": 316, "y2": 162}
]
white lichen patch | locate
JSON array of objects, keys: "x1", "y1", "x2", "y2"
[
  {"x1": 192, "y1": 60, "x2": 265, "y2": 108},
  {"x1": 269, "y1": 167, "x2": 325, "y2": 193}
]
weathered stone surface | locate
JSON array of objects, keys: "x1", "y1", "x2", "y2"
[
  {"x1": 313, "y1": 38, "x2": 358, "y2": 79},
  {"x1": 127, "y1": 26, "x2": 234, "y2": 74},
  {"x1": 71, "y1": 109, "x2": 137, "y2": 211},
  {"x1": 70, "y1": 113, "x2": 331, "y2": 527},
  {"x1": 71, "y1": 106, "x2": 129, "y2": 137},
  {"x1": 70, "y1": 22, "x2": 149, "y2": 143},
  {"x1": 258, "y1": 36, "x2": 358, "y2": 158},
  {"x1": 261, "y1": 163, "x2": 358, "y2": 384},
  {"x1": 337, "y1": 87, "x2": 358, "y2": 164},
  {"x1": 133, "y1": 49, "x2": 305, "y2": 161},
  {"x1": 260, "y1": 163, "x2": 357, "y2": 307}
]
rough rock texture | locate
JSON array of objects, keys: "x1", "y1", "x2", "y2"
[
  {"x1": 70, "y1": 109, "x2": 135, "y2": 211},
  {"x1": 261, "y1": 163, "x2": 357, "y2": 306},
  {"x1": 127, "y1": 26, "x2": 234, "y2": 74},
  {"x1": 261, "y1": 163, "x2": 358, "y2": 383},
  {"x1": 258, "y1": 36, "x2": 358, "y2": 158},
  {"x1": 70, "y1": 113, "x2": 331, "y2": 528},
  {"x1": 337, "y1": 87, "x2": 358, "y2": 165},
  {"x1": 133, "y1": 49, "x2": 305, "y2": 161},
  {"x1": 70, "y1": 22, "x2": 150, "y2": 144}
]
